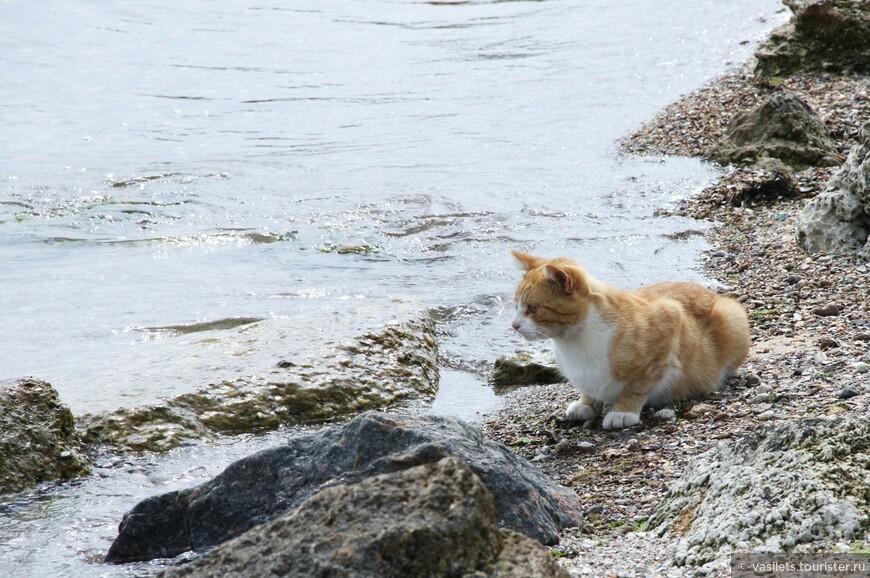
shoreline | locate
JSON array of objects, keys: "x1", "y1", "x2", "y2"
[{"x1": 483, "y1": 59, "x2": 869, "y2": 577}]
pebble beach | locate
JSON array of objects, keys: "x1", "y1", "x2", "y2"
[{"x1": 483, "y1": 59, "x2": 870, "y2": 578}]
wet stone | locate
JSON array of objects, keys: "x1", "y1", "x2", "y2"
[
  {"x1": 0, "y1": 378, "x2": 92, "y2": 495},
  {"x1": 491, "y1": 354, "x2": 563, "y2": 387},
  {"x1": 80, "y1": 313, "x2": 440, "y2": 453}
]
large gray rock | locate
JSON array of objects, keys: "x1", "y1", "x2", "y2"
[
  {"x1": 159, "y1": 457, "x2": 570, "y2": 578},
  {"x1": 105, "y1": 412, "x2": 583, "y2": 564},
  {"x1": 708, "y1": 92, "x2": 840, "y2": 169},
  {"x1": 0, "y1": 378, "x2": 91, "y2": 495},
  {"x1": 80, "y1": 313, "x2": 439, "y2": 452},
  {"x1": 755, "y1": 0, "x2": 870, "y2": 78},
  {"x1": 649, "y1": 417, "x2": 869, "y2": 570},
  {"x1": 798, "y1": 121, "x2": 870, "y2": 259}
]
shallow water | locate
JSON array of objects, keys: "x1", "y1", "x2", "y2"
[{"x1": 1, "y1": 0, "x2": 785, "y2": 575}]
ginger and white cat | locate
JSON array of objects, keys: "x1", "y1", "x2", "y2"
[{"x1": 511, "y1": 251, "x2": 750, "y2": 430}]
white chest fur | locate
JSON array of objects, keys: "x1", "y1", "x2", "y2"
[{"x1": 552, "y1": 308, "x2": 622, "y2": 403}]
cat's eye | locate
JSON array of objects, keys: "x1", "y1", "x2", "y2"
[{"x1": 525, "y1": 304, "x2": 538, "y2": 315}]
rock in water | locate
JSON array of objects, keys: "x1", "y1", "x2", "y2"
[
  {"x1": 491, "y1": 353, "x2": 563, "y2": 387},
  {"x1": 649, "y1": 417, "x2": 869, "y2": 570},
  {"x1": 708, "y1": 91, "x2": 839, "y2": 169},
  {"x1": 105, "y1": 412, "x2": 584, "y2": 564},
  {"x1": 755, "y1": 0, "x2": 870, "y2": 77},
  {"x1": 157, "y1": 457, "x2": 570, "y2": 578},
  {"x1": 0, "y1": 378, "x2": 91, "y2": 495},
  {"x1": 81, "y1": 313, "x2": 439, "y2": 452},
  {"x1": 798, "y1": 121, "x2": 870, "y2": 260}
]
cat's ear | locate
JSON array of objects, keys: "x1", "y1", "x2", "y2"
[
  {"x1": 545, "y1": 265, "x2": 576, "y2": 294},
  {"x1": 512, "y1": 250, "x2": 544, "y2": 271}
]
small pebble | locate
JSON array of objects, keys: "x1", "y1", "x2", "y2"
[
  {"x1": 818, "y1": 337, "x2": 839, "y2": 350},
  {"x1": 756, "y1": 384, "x2": 772, "y2": 395},
  {"x1": 577, "y1": 441, "x2": 595, "y2": 451},
  {"x1": 752, "y1": 393, "x2": 772, "y2": 405},
  {"x1": 813, "y1": 303, "x2": 840, "y2": 317},
  {"x1": 837, "y1": 387, "x2": 860, "y2": 399},
  {"x1": 745, "y1": 373, "x2": 762, "y2": 387},
  {"x1": 684, "y1": 403, "x2": 714, "y2": 420},
  {"x1": 786, "y1": 274, "x2": 801, "y2": 285},
  {"x1": 585, "y1": 504, "x2": 607, "y2": 516},
  {"x1": 852, "y1": 362, "x2": 870, "y2": 374},
  {"x1": 757, "y1": 410, "x2": 775, "y2": 421},
  {"x1": 653, "y1": 408, "x2": 676, "y2": 420},
  {"x1": 711, "y1": 250, "x2": 727, "y2": 258}
]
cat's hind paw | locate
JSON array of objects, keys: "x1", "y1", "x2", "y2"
[
  {"x1": 566, "y1": 401, "x2": 599, "y2": 422},
  {"x1": 602, "y1": 411, "x2": 640, "y2": 430}
]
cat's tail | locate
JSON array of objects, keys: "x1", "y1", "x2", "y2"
[{"x1": 712, "y1": 295, "x2": 751, "y2": 377}]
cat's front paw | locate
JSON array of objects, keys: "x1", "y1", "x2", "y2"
[
  {"x1": 566, "y1": 401, "x2": 599, "y2": 422},
  {"x1": 602, "y1": 411, "x2": 640, "y2": 430}
]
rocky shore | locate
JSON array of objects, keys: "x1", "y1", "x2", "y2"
[
  {"x1": 2, "y1": 2, "x2": 868, "y2": 577},
  {"x1": 483, "y1": 1, "x2": 870, "y2": 575}
]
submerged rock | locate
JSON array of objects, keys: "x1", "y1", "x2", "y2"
[
  {"x1": 80, "y1": 313, "x2": 439, "y2": 452},
  {"x1": 708, "y1": 92, "x2": 839, "y2": 169},
  {"x1": 159, "y1": 457, "x2": 570, "y2": 578},
  {"x1": 797, "y1": 121, "x2": 870, "y2": 259},
  {"x1": 0, "y1": 378, "x2": 91, "y2": 495},
  {"x1": 649, "y1": 417, "x2": 869, "y2": 569},
  {"x1": 491, "y1": 353, "x2": 563, "y2": 387},
  {"x1": 105, "y1": 412, "x2": 583, "y2": 564},
  {"x1": 755, "y1": 0, "x2": 870, "y2": 78}
]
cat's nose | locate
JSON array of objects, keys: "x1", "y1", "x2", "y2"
[{"x1": 511, "y1": 321, "x2": 521, "y2": 331}]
